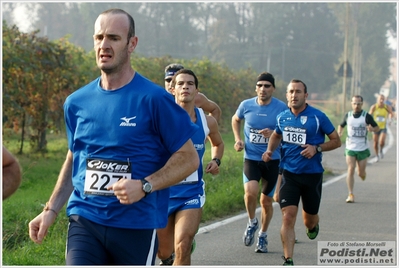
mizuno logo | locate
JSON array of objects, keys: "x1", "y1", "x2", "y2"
[
  {"x1": 121, "y1": 116, "x2": 136, "y2": 123},
  {"x1": 120, "y1": 116, "x2": 136, "y2": 127}
]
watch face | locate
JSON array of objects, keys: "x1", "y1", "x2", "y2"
[
  {"x1": 317, "y1": 146, "x2": 322, "y2": 153},
  {"x1": 143, "y1": 182, "x2": 152, "y2": 193}
]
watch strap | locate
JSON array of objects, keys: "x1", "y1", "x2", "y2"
[
  {"x1": 316, "y1": 145, "x2": 322, "y2": 153},
  {"x1": 141, "y1": 179, "x2": 152, "y2": 196},
  {"x1": 212, "y1": 157, "x2": 221, "y2": 166}
]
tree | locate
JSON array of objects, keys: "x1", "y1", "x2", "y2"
[
  {"x1": 329, "y1": 3, "x2": 396, "y2": 105},
  {"x1": 355, "y1": 3, "x2": 395, "y2": 104},
  {"x1": 3, "y1": 2, "x2": 395, "y2": 117},
  {"x1": 3, "y1": 22, "x2": 95, "y2": 153}
]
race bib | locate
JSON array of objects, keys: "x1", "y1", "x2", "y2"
[
  {"x1": 376, "y1": 116, "x2": 386, "y2": 122},
  {"x1": 177, "y1": 170, "x2": 199, "y2": 185},
  {"x1": 351, "y1": 126, "x2": 367, "y2": 137},
  {"x1": 84, "y1": 158, "x2": 131, "y2": 196},
  {"x1": 249, "y1": 129, "x2": 269, "y2": 144},
  {"x1": 282, "y1": 126, "x2": 307, "y2": 145}
]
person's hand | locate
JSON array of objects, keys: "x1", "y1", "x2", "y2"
[
  {"x1": 300, "y1": 144, "x2": 317, "y2": 159},
  {"x1": 108, "y1": 179, "x2": 145, "y2": 204},
  {"x1": 234, "y1": 140, "x2": 244, "y2": 152},
  {"x1": 273, "y1": 191, "x2": 279, "y2": 203},
  {"x1": 205, "y1": 160, "x2": 220, "y2": 175},
  {"x1": 367, "y1": 124, "x2": 380, "y2": 132},
  {"x1": 28, "y1": 211, "x2": 57, "y2": 244},
  {"x1": 262, "y1": 151, "x2": 273, "y2": 162},
  {"x1": 258, "y1": 128, "x2": 272, "y2": 139}
]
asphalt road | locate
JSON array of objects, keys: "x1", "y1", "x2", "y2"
[{"x1": 184, "y1": 126, "x2": 397, "y2": 266}]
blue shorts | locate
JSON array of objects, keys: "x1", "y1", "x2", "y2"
[
  {"x1": 243, "y1": 159, "x2": 280, "y2": 197},
  {"x1": 374, "y1": 128, "x2": 387, "y2": 135},
  {"x1": 66, "y1": 215, "x2": 158, "y2": 265},
  {"x1": 168, "y1": 194, "x2": 205, "y2": 216}
]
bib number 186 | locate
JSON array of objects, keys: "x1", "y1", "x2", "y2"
[{"x1": 282, "y1": 131, "x2": 306, "y2": 145}]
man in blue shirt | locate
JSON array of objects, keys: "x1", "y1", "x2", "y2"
[
  {"x1": 157, "y1": 69, "x2": 224, "y2": 265},
  {"x1": 262, "y1": 79, "x2": 341, "y2": 266},
  {"x1": 28, "y1": 8, "x2": 199, "y2": 266},
  {"x1": 232, "y1": 72, "x2": 287, "y2": 253}
]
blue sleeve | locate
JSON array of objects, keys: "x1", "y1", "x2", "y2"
[
  {"x1": 275, "y1": 112, "x2": 284, "y2": 135},
  {"x1": 64, "y1": 96, "x2": 76, "y2": 151},
  {"x1": 152, "y1": 91, "x2": 198, "y2": 154},
  {"x1": 320, "y1": 112, "x2": 336, "y2": 136},
  {"x1": 235, "y1": 101, "x2": 245, "y2": 119}
]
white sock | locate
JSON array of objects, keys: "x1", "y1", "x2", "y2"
[
  {"x1": 249, "y1": 217, "x2": 257, "y2": 226},
  {"x1": 258, "y1": 231, "x2": 267, "y2": 237}
]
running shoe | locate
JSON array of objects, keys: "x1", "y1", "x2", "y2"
[
  {"x1": 255, "y1": 235, "x2": 268, "y2": 253},
  {"x1": 346, "y1": 193, "x2": 354, "y2": 203},
  {"x1": 380, "y1": 150, "x2": 384, "y2": 159},
  {"x1": 242, "y1": 218, "x2": 259, "y2": 246},
  {"x1": 360, "y1": 173, "x2": 366, "y2": 181},
  {"x1": 306, "y1": 223, "x2": 319, "y2": 240},
  {"x1": 282, "y1": 256, "x2": 294, "y2": 266},
  {"x1": 191, "y1": 238, "x2": 196, "y2": 254},
  {"x1": 159, "y1": 253, "x2": 175, "y2": 266}
]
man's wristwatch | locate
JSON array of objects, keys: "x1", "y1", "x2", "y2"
[
  {"x1": 212, "y1": 158, "x2": 221, "y2": 166},
  {"x1": 141, "y1": 179, "x2": 153, "y2": 196},
  {"x1": 316, "y1": 145, "x2": 322, "y2": 153}
]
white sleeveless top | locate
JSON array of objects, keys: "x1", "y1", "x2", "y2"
[{"x1": 345, "y1": 111, "x2": 369, "y2": 151}]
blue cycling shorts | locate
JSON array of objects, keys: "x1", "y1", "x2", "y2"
[{"x1": 66, "y1": 215, "x2": 158, "y2": 265}]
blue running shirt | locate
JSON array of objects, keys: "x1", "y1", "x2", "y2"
[
  {"x1": 235, "y1": 97, "x2": 287, "y2": 161},
  {"x1": 275, "y1": 104, "x2": 336, "y2": 174},
  {"x1": 63, "y1": 73, "x2": 198, "y2": 229},
  {"x1": 170, "y1": 108, "x2": 209, "y2": 199}
]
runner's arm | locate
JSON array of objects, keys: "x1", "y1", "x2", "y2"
[
  {"x1": 319, "y1": 130, "x2": 341, "y2": 152},
  {"x1": 232, "y1": 114, "x2": 245, "y2": 152},
  {"x1": 262, "y1": 131, "x2": 282, "y2": 162},
  {"x1": 205, "y1": 115, "x2": 224, "y2": 174},
  {"x1": 2, "y1": 146, "x2": 22, "y2": 200},
  {"x1": 29, "y1": 150, "x2": 74, "y2": 244},
  {"x1": 195, "y1": 93, "x2": 222, "y2": 123}
]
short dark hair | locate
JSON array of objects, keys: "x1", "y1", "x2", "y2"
[
  {"x1": 171, "y1": 69, "x2": 198, "y2": 89},
  {"x1": 100, "y1": 9, "x2": 135, "y2": 42},
  {"x1": 352, "y1": 95, "x2": 363, "y2": 102},
  {"x1": 289, "y1": 79, "x2": 307, "y2": 93}
]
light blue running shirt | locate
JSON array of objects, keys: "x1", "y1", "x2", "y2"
[{"x1": 235, "y1": 96, "x2": 287, "y2": 161}]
